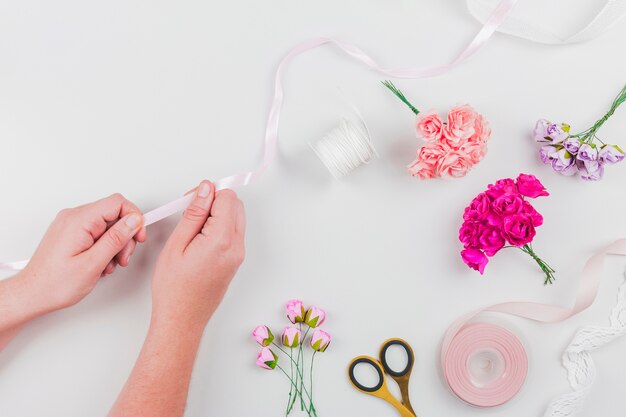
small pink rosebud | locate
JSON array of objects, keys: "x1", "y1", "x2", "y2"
[
  {"x1": 285, "y1": 299, "x2": 305, "y2": 324},
  {"x1": 310, "y1": 329, "x2": 331, "y2": 352},
  {"x1": 256, "y1": 347, "x2": 278, "y2": 370},
  {"x1": 304, "y1": 306, "x2": 326, "y2": 328},
  {"x1": 252, "y1": 325, "x2": 274, "y2": 346},
  {"x1": 282, "y1": 326, "x2": 302, "y2": 348}
]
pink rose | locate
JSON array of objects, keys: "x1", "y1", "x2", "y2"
[
  {"x1": 460, "y1": 141, "x2": 487, "y2": 165},
  {"x1": 436, "y1": 151, "x2": 473, "y2": 179},
  {"x1": 471, "y1": 114, "x2": 491, "y2": 144},
  {"x1": 485, "y1": 178, "x2": 517, "y2": 199},
  {"x1": 285, "y1": 299, "x2": 305, "y2": 323},
  {"x1": 459, "y1": 221, "x2": 480, "y2": 248},
  {"x1": 461, "y1": 248, "x2": 488, "y2": 274},
  {"x1": 304, "y1": 306, "x2": 326, "y2": 328},
  {"x1": 492, "y1": 193, "x2": 524, "y2": 217},
  {"x1": 521, "y1": 201, "x2": 543, "y2": 227},
  {"x1": 407, "y1": 159, "x2": 436, "y2": 179},
  {"x1": 477, "y1": 227, "x2": 505, "y2": 256},
  {"x1": 515, "y1": 173, "x2": 549, "y2": 198},
  {"x1": 310, "y1": 329, "x2": 331, "y2": 352},
  {"x1": 502, "y1": 214, "x2": 536, "y2": 246},
  {"x1": 416, "y1": 142, "x2": 450, "y2": 166},
  {"x1": 463, "y1": 192, "x2": 492, "y2": 222},
  {"x1": 256, "y1": 347, "x2": 278, "y2": 370},
  {"x1": 415, "y1": 111, "x2": 444, "y2": 142},
  {"x1": 252, "y1": 325, "x2": 274, "y2": 346},
  {"x1": 282, "y1": 326, "x2": 302, "y2": 348},
  {"x1": 443, "y1": 105, "x2": 478, "y2": 146}
]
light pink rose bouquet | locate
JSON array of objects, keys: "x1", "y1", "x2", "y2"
[
  {"x1": 251, "y1": 300, "x2": 332, "y2": 417},
  {"x1": 459, "y1": 173, "x2": 556, "y2": 284},
  {"x1": 383, "y1": 81, "x2": 492, "y2": 180}
]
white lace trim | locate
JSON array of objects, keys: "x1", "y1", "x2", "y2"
[{"x1": 544, "y1": 273, "x2": 626, "y2": 417}]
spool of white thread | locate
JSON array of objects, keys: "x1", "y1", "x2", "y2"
[{"x1": 310, "y1": 118, "x2": 378, "y2": 179}]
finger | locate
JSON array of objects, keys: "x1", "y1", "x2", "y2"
[
  {"x1": 84, "y1": 212, "x2": 144, "y2": 271},
  {"x1": 168, "y1": 180, "x2": 215, "y2": 251},
  {"x1": 115, "y1": 239, "x2": 136, "y2": 267},
  {"x1": 201, "y1": 189, "x2": 239, "y2": 240},
  {"x1": 102, "y1": 260, "x2": 117, "y2": 276},
  {"x1": 234, "y1": 198, "x2": 246, "y2": 236},
  {"x1": 80, "y1": 193, "x2": 147, "y2": 242}
]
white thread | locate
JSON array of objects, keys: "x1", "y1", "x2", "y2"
[
  {"x1": 310, "y1": 119, "x2": 378, "y2": 179},
  {"x1": 544, "y1": 271, "x2": 626, "y2": 417}
]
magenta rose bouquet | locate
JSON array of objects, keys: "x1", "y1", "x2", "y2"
[
  {"x1": 532, "y1": 84, "x2": 626, "y2": 181},
  {"x1": 382, "y1": 81, "x2": 492, "y2": 179},
  {"x1": 252, "y1": 299, "x2": 331, "y2": 417},
  {"x1": 459, "y1": 174, "x2": 556, "y2": 284}
]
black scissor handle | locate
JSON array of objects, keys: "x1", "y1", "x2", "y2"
[
  {"x1": 348, "y1": 356, "x2": 385, "y2": 393},
  {"x1": 379, "y1": 338, "x2": 414, "y2": 378}
]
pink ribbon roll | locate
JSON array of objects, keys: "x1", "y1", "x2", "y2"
[
  {"x1": 443, "y1": 322, "x2": 527, "y2": 407},
  {"x1": 441, "y1": 238, "x2": 626, "y2": 407}
]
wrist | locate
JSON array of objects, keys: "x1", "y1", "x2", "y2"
[{"x1": 0, "y1": 271, "x2": 55, "y2": 330}]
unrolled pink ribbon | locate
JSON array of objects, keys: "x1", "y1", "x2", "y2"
[
  {"x1": 441, "y1": 238, "x2": 626, "y2": 406},
  {"x1": 0, "y1": 0, "x2": 520, "y2": 272}
]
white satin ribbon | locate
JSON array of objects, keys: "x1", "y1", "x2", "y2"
[{"x1": 468, "y1": 0, "x2": 626, "y2": 44}]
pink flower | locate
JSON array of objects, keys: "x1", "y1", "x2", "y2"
[
  {"x1": 304, "y1": 306, "x2": 326, "y2": 328},
  {"x1": 461, "y1": 248, "x2": 488, "y2": 274},
  {"x1": 521, "y1": 201, "x2": 543, "y2": 227},
  {"x1": 417, "y1": 142, "x2": 450, "y2": 166},
  {"x1": 463, "y1": 193, "x2": 492, "y2": 222},
  {"x1": 515, "y1": 173, "x2": 549, "y2": 198},
  {"x1": 492, "y1": 193, "x2": 524, "y2": 218},
  {"x1": 252, "y1": 325, "x2": 274, "y2": 346},
  {"x1": 470, "y1": 114, "x2": 492, "y2": 144},
  {"x1": 443, "y1": 105, "x2": 478, "y2": 146},
  {"x1": 407, "y1": 161, "x2": 436, "y2": 179},
  {"x1": 502, "y1": 214, "x2": 536, "y2": 246},
  {"x1": 256, "y1": 347, "x2": 278, "y2": 370},
  {"x1": 460, "y1": 142, "x2": 487, "y2": 165},
  {"x1": 282, "y1": 326, "x2": 302, "y2": 348},
  {"x1": 478, "y1": 227, "x2": 505, "y2": 256},
  {"x1": 459, "y1": 221, "x2": 480, "y2": 248},
  {"x1": 415, "y1": 111, "x2": 444, "y2": 142},
  {"x1": 437, "y1": 151, "x2": 473, "y2": 179},
  {"x1": 485, "y1": 178, "x2": 517, "y2": 199},
  {"x1": 285, "y1": 299, "x2": 305, "y2": 323},
  {"x1": 310, "y1": 329, "x2": 331, "y2": 352}
]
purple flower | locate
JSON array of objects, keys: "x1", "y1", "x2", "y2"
[
  {"x1": 551, "y1": 148, "x2": 578, "y2": 176},
  {"x1": 599, "y1": 145, "x2": 625, "y2": 165},
  {"x1": 577, "y1": 143, "x2": 598, "y2": 162},
  {"x1": 533, "y1": 119, "x2": 569, "y2": 143},
  {"x1": 539, "y1": 145, "x2": 559, "y2": 164},
  {"x1": 578, "y1": 159, "x2": 604, "y2": 181},
  {"x1": 563, "y1": 138, "x2": 581, "y2": 155}
]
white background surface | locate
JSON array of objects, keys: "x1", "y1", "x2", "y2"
[{"x1": 1, "y1": 1, "x2": 626, "y2": 416}]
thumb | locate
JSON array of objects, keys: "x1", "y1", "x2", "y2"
[
  {"x1": 85, "y1": 212, "x2": 144, "y2": 270},
  {"x1": 168, "y1": 180, "x2": 215, "y2": 251}
]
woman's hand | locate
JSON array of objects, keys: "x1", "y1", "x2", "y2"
[
  {"x1": 151, "y1": 180, "x2": 245, "y2": 329},
  {"x1": 19, "y1": 193, "x2": 146, "y2": 312}
]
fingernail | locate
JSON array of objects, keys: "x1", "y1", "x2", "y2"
[
  {"x1": 125, "y1": 213, "x2": 143, "y2": 229},
  {"x1": 198, "y1": 181, "x2": 211, "y2": 198}
]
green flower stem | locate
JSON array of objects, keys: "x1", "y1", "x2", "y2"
[
  {"x1": 276, "y1": 365, "x2": 317, "y2": 417},
  {"x1": 299, "y1": 327, "x2": 311, "y2": 411},
  {"x1": 382, "y1": 80, "x2": 420, "y2": 115},
  {"x1": 309, "y1": 351, "x2": 317, "y2": 413},
  {"x1": 271, "y1": 342, "x2": 304, "y2": 413},
  {"x1": 286, "y1": 350, "x2": 294, "y2": 415},
  {"x1": 520, "y1": 243, "x2": 556, "y2": 285},
  {"x1": 570, "y1": 84, "x2": 626, "y2": 143}
]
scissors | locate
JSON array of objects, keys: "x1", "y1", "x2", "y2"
[{"x1": 348, "y1": 338, "x2": 417, "y2": 417}]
